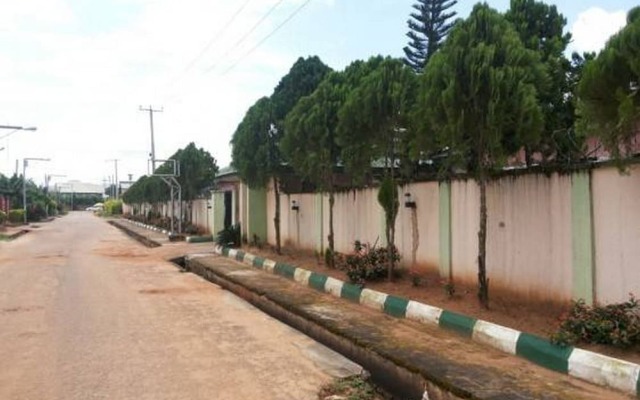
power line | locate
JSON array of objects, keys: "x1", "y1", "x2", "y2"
[
  {"x1": 166, "y1": 0, "x2": 253, "y2": 91},
  {"x1": 220, "y1": 0, "x2": 313, "y2": 76},
  {"x1": 204, "y1": 0, "x2": 286, "y2": 74}
]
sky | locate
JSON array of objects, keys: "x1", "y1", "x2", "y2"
[{"x1": 0, "y1": 0, "x2": 635, "y2": 188}]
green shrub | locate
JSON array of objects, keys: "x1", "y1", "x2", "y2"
[
  {"x1": 104, "y1": 199, "x2": 123, "y2": 215},
  {"x1": 336, "y1": 241, "x2": 400, "y2": 285},
  {"x1": 27, "y1": 201, "x2": 47, "y2": 222},
  {"x1": 215, "y1": 224, "x2": 241, "y2": 248},
  {"x1": 0, "y1": 210, "x2": 6, "y2": 224},
  {"x1": 551, "y1": 295, "x2": 640, "y2": 348},
  {"x1": 8, "y1": 209, "x2": 24, "y2": 224}
]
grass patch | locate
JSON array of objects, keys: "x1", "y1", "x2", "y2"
[{"x1": 317, "y1": 375, "x2": 386, "y2": 400}]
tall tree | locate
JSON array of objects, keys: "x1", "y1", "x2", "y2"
[
  {"x1": 337, "y1": 57, "x2": 418, "y2": 279},
  {"x1": 403, "y1": 0, "x2": 458, "y2": 73},
  {"x1": 577, "y1": 7, "x2": 640, "y2": 159},
  {"x1": 416, "y1": 4, "x2": 546, "y2": 307},
  {"x1": 232, "y1": 56, "x2": 331, "y2": 253},
  {"x1": 506, "y1": 0, "x2": 572, "y2": 163},
  {"x1": 281, "y1": 56, "x2": 383, "y2": 266}
]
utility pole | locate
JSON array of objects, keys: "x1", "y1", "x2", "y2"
[
  {"x1": 139, "y1": 105, "x2": 163, "y2": 170},
  {"x1": 106, "y1": 159, "x2": 119, "y2": 199}
]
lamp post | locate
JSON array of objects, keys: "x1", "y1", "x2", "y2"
[
  {"x1": 44, "y1": 174, "x2": 66, "y2": 217},
  {"x1": 106, "y1": 159, "x2": 119, "y2": 199},
  {"x1": 0, "y1": 125, "x2": 37, "y2": 140},
  {"x1": 23, "y1": 157, "x2": 50, "y2": 224}
]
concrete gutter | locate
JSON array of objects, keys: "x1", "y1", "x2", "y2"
[
  {"x1": 108, "y1": 221, "x2": 162, "y2": 248},
  {"x1": 214, "y1": 245, "x2": 640, "y2": 398}
]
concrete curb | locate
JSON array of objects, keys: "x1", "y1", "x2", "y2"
[
  {"x1": 123, "y1": 219, "x2": 172, "y2": 237},
  {"x1": 186, "y1": 235, "x2": 213, "y2": 243},
  {"x1": 214, "y1": 245, "x2": 640, "y2": 397}
]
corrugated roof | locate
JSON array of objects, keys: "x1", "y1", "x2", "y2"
[{"x1": 55, "y1": 181, "x2": 104, "y2": 194}]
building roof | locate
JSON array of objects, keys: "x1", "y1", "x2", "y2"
[{"x1": 55, "y1": 180, "x2": 104, "y2": 194}]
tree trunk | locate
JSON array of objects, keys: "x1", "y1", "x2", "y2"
[
  {"x1": 525, "y1": 145, "x2": 532, "y2": 167},
  {"x1": 477, "y1": 173, "x2": 489, "y2": 309},
  {"x1": 273, "y1": 176, "x2": 281, "y2": 255},
  {"x1": 328, "y1": 189, "x2": 335, "y2": 268}
]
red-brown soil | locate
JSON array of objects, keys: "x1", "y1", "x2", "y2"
[{"x1": 243, "y1": 244, "x2": 640, "y2": 365}]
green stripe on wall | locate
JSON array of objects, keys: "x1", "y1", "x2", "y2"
[
  {"x1": 309, "y1": 273, "x2": 328, "y2": 292},
  {"x1": 235, "y1": 250, "x2": 245, "y2": 261},
  {"x1": 384, "y1": 295, "x2": 409, "y2": 318},
  {"x1": 516, "y1": 333, "x2": 573, "y2": 373},
  {"x1": 439, "y1": 181, "x2": 452, "y2": 279},
  {"x1": 253, "y1": 257, "x2": 265, "y2": 268},
  {"x1": 274, "y1": 263, "x2": 296, "y2": 279},
  {"x1": 571, "y1": 171, "x2": 594, "y2": 305},
  {"x1": 222, "y1": 248, "x2": 230, "y2": 257},
  {"x1": 341, "y1": 283, "x2": 363, "y2": 302},
  {"x1": 439, "y1": 310, "x2": 477, "y2": 337}
]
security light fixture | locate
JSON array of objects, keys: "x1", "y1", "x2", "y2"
[{"x1": 404, "y1": 192, "x2": 416, "y2": 209}]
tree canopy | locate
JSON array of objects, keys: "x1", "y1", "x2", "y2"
[
  {"x1": 577, "y1": 7, "x2": 640, "y2": 158},
  {"x1": 337, "y1": 57, "x2": 418, "y2": 181},
  {"x1": 403, "y1": 0, "x2": 458, "y2": 73},
  {"x1": 122, "y1": 142, "x2": 218, "y2": 204}
]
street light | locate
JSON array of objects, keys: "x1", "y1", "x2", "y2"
[
  {"x1": 23, "y1": 157, "x2": 50, "y2": 224},
  {"x1": 106, "y1": 159, "x2": 119, "y2": 199},
  {"x1": 0, "y1": 125, "x2": 37, "y2": 140},
  {"x1": 44, "y1": 174, "x2": 66, "y2": 217}
]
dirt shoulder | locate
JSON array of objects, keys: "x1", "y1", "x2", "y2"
[{"x1": 242, "y1": 244, "x2": 640, "y2": 365}]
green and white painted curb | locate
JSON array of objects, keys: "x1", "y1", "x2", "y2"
[
  {"x1": 213, "y1": 245, "x2": 640, "y2": 397},
  {"x1": 123, "y1": 219, "x2": 172, "y2": 237}
]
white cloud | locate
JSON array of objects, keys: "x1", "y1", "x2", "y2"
[
  {"x1": 570, "y1": 7, "x2": 627, "y2": 54},
  {"x1": 0, "y1": 0, "x2": 323, "y2": 183}
]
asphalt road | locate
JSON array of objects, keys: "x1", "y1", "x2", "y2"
[{"x1": 0, "y1": 213, "x2": 360, "y2": 400}]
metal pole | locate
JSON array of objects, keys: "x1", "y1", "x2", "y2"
[
  {"x1": 149, "y1": 108, "x2": 155, "y2": 164},
  {"x1": 114, "y1": 160, "x2": 119, "y2": 199},
  {"x1": 22, "y1": 159, "x2": 27, "y2": 224},
  {"x1": 139, "y1": 106, "x2": 162, "y2": 170}
]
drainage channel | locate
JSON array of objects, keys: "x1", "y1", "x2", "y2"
[
  {"x1": 172, "y1": 256, "x2": 461, "y2": 400},
  {"x1": 108, "y1": 221, "x2": 161, "y2": 248}
]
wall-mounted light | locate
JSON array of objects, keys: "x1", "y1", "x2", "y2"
[
  {"x1": 291, "y1": 200, "x2": 300, "y2": 211},
  {"x1": 404, "y1": 192, "x2": 416, "y2": 208}
]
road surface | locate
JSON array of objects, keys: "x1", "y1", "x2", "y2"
[{"x1": 0, "y1": 213, "x2": 360, "y2": 400}]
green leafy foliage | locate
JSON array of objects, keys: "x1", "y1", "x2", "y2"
[
  {"x1": 551, "y1": 296, "x2": 640, "y2": 348},
  {"x1": 506, "y1": 0, "x2": 575, "y2": 162},
  {"x1": 215, "y1": 224, "x2": 241, "y2": 248},
  {"x1": 377, "y1": 176, "x2": 399, "y2": 234},
  {"x1": 577, "y1": 7, "x2": 640, "y2": 159},
  {"x1": 104, "y1": 199, "x2": 123, "y2": 215},
  {"x1": 8, "y1": 209, "x2": 24, "y2": 224},
  {"x1": 335, "y1": 241, "x2": 400, "y2": 285},
  {"x1": 403, "y1": 0, "x2": 458, "y2": 73},
  {"x1": 0, "y1": 210, "x2": 6, "y2": 224},
  {"x1": 122, "y1": 142, "x2": 217, "y2": 204},
  {"x1": 27, "y1": 201, "x2": 47, "y2": 222},
  {"x1": 416, "y1": 3, "x2": 546, "y2": 172},
  {"x1": 337, "y1": 57, "x2": 418, "y2": 182}
]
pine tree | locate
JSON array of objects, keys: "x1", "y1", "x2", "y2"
[{"x1": 403, "y1": 0, "x2": 458, "y2": 73}]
